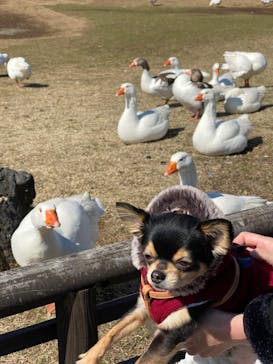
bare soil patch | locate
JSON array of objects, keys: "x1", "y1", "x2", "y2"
[{"x1": 0, "y1": 0, "x2": 272, "y2": 41}]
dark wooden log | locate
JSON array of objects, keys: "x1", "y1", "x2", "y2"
[
  {"x1": 0, "y1": 319, "x2": 56, "y2": 355},
  {"x1": 0, "y1": 205, "x2": 273, "y2": 319},
  {"x1": 56, "y1": 287, "x2": 98, "y2": 364},
  {"x1": 0, "y1": 292, "x2": 138, "y2": 356}
]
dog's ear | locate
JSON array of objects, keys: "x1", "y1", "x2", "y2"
[
  {"x1": 199, "y1": 219, "x2": 233, "y2": 256},
  {"x1": 116, "y1": 202, "x2": 148, "y2": 238}
]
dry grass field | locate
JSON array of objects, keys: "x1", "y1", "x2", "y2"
[{"x1": 1, "y1": 0, "x2": 273, "y2": 363}]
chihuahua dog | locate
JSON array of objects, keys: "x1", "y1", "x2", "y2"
[{"x1": 77, "y1": 201, "x2": 248, "y2": 364}]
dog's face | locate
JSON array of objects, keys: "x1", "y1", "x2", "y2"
[{"x1": 116, "y1": 202, "x2": 233, "y2": 291}]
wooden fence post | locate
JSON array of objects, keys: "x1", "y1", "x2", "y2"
[{"x1": 56, "y1": 286, "x2": 98, "y2": 364}]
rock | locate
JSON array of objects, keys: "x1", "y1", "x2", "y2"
[{"x1": 0, "y1": 168, "x2": 35, "y2": 270}]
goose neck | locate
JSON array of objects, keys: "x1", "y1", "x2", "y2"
[
  {"x1": 211, "y1": 71, "x2": 219, "y2": 85},
  {"x1": 125, "y1": 92, "x2": 137, "y2": 112},
  {"x1": 202, "y1": 97, "x2": 216, "y2": 121},
  {"x1": 178, "y1": 163, "x2": 198, "y2": 187}
]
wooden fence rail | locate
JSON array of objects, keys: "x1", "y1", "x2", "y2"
[{"x1": 1, "y1": 205, "x2": 273, "y2": 363}]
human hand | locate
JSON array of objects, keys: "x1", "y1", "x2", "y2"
[
  {"x1": 181, "y1": 310, "x2": 246, "y2": 357},
  {"x1": 234, "y1": 232, "x2": 273, "y2": 266}
]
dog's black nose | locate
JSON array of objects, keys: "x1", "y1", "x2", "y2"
[{"x1": 151, "y1": 270, "x2": 166, "y2": 283}]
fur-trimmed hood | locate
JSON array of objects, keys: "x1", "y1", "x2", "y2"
[{"x1": 131, "y1": 185, "x2": 224, "y2": 270}]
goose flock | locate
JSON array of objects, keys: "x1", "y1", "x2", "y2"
[
  {"x1": 120, "y1": 51, "x2": 267, "y2": 154},
  {"x1": 115, "y1": 49, "x2": 269, "y2": 221}
]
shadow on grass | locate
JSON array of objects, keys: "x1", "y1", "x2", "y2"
[
  {"x1": 259, "y1": 103, "x2": 273, "y2": 111},
  {"x1": 169, "y1": 102, "x2": 183, "y2": 109},
  {"x1": 24, "y1": 83, "x2": 49, "y2": 88},
  {"x1": 244, "y1": 136, "x2": 263, "y2": 153},
  {"x1": 165, "y1": 127, "x2": 184, "y2": 139}
]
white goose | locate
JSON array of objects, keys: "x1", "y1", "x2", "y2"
[
  {"x1": 172, "y1": 72, "x2": 203, "y2": 119},
  {"x1": 224, "y1": 86, "x2": 266, "y2": 114},
  {"x1": 164, "y1": 151, "x2": 270, "y2": 215},
  {"x1": 193, "y1": 89, "x2": 252, "y2": 155},
  {"x1": 209, "y1": 62, "x2": 235, "y2": 100},
  {"x1": 163, "y1": 57, "x2": 210, "y2": 79},
  {"x1": 11, "y1": 192, "x2": 104, "y2": 267},
  {"x1": 129, "y1": 57, "x2": 174, "y2": 103},
  {"x1": 222, "y1": 51, "x2": 267, "y2": 87},
  {"x1": 7, "y1": 57, "x2": 32, "y2": 87},
  {"x1": 209, "y1": 0, "x2": 222, "y2": 6},
  {"x1": 116, "y1": 82, "x2": 169, "y2": 144}
]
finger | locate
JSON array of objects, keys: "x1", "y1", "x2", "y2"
[{"x1": 233, "y1": 232, "x2": 262, "y2": 247}]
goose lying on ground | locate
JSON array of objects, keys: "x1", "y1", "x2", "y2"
[
  {"x1": 11, "y1": 192, "x2": 104, "y2": 314},
  {"x1": 222, "y1": 51, "x2": 267, "y2": 87},
  {"x1": 11, "y1": 192, "x2": 104, "y2": 267},
  {"x1": 193, "y1": 89, "x2": 252, "y2": 155},
  {"x1": 129, "y1": 57, "x2": 174, "y2": 103},
  {"x1": 224, "y1": 86, "x2": 266, "y2": 114},
  {"x1": 7, "y1": 57, "x2": 32, "y2": 87},
  {"x1": 116, "y1": 82, "x2": 170, "y2": 144},
  {"x1": 164, "y1": 151, "x2": 271, "y2": 215}
]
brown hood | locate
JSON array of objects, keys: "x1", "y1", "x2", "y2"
[{"x1": 131, "y1": 185, "x2": 224, "y2": 270}]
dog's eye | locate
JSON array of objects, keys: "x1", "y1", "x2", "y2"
[
  {"x1": 176, "y1": 260, "x2": 191, "y2": 270},
  {"x1": 144, "y1": 254, "x2": 155, "y2": 264}
]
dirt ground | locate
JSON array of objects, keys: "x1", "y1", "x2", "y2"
[{"x1": 0, "y1": 0, "x2": 272, "y2": 43}]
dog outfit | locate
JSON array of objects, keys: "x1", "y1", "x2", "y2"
[
  {"x1": 131, "y1": 185, "x2": 273, "y2": 363},
  {"x1": 140, "y1": 249, "x2": 273, "y2": 325}
]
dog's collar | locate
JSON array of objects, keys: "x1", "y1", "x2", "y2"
[
  {"x1": 213, "y1": 256, "x2": 240, "y2": 307},
  {"x1": 141, "y1": 274, "x2": 175, "y2": 316}
]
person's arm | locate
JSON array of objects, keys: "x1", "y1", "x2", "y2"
[
  {"x1": 182, "y1": 310, "x2": 247, "y2": 357},
  {"x1": 234, "y1": 231, "x2": 273, "y2": 266}
]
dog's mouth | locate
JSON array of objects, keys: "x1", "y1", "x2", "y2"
[{"x1": 147, "y1": 269, "x2": 182, "y2": 292}]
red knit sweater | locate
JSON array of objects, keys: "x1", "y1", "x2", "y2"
[{"x1": 140, "y1": 249, "x2": 273, "y2": 325}]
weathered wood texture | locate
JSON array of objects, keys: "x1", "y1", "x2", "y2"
[
  {"x1": 0, "y1": 240, "x2": 135, "y2": 318},
  {"x1": 56, "y1": 287, "x2": 98, "y2": 364},
  {"x1": 0, "y1": 205, "x2": 273, "y2": 319}
]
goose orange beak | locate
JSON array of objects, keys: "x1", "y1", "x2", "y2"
[
  {"x1": 116, "y1": 87, "x2": 125, "y2": 96},
  {"x1": 164, "y1": 59, "x2": 171, "y2": 67},
  {"x1": 45, "y1": 209, "x2": 60, "y2": 228},
  {"x1": 164, "y1": 161, "x2": 177, "y2": 176},
  {"x1": 195, "y1": 93, "x2": 203, "y2": 101},
  {"x1": 129, "y1": 61, "x2": 136, "y2": 68}
]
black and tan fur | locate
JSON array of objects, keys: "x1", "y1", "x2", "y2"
[{"x1": 77, "y1": 202, "x2": 233, "y2": 364}]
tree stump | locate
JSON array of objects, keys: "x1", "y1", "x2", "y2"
[{"x1": 0, "y1": 167, "x2": 35, "y2": 270}]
